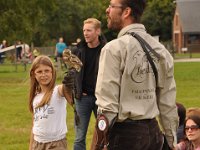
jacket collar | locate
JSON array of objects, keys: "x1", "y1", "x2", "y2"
[{"x1": 117, "y1": 24, "x2": 146, "y2": 38}]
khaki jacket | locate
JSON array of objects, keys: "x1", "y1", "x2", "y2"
[{"x1": 95, "y1": 24, "x2": 179, "y2": 147}]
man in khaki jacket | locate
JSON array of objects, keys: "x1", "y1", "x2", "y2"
[{"x1": 94, "y1": 0, "x2": 179, "y2": 150}]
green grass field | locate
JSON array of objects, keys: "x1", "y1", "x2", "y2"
[
  {"x1": 175, "y1": 62, "x2": 200, "y2": 107},
  {"x1": 0, "y1": 61, "x2": 200, "y2": 150}
]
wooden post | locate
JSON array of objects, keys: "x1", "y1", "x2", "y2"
[{"x1": 14, "y1": 44, "x2": 18, "y2": 72}]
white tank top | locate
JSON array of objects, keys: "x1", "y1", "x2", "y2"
[{"x1": 32, "y1": 86, "x2": 67, "y2": 143}]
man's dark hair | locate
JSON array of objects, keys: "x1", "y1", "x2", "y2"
[
  {"x1": 176, "y1": 102, "x2": 186, "y2": 126},
  {"x1": 121, "y1": 0, "x2": 146, "y2": 23}
]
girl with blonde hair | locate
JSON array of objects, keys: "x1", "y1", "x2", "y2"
[{"x1": 28, "y1": 55, "x2": 73, "y2": 150}]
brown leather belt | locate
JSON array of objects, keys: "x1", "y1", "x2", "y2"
[{"x1": 122, "y1": 118, "x2": 156, "y2": 123}]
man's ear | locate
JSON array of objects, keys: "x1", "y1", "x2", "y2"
[
  {"x1": 123, "y1": 7, "x2": 132, "y2": 19},
  {"x1": 96, "y1": 28, "x2": 101, "y2": 36}
]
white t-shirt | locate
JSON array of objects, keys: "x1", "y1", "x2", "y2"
[{"x1": 32, "y1": 86, "x2": 67, "y2": 143}]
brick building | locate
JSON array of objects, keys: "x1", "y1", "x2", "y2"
[{"x1": 173, "y1": 0, "x2": 200, "y2": 53}]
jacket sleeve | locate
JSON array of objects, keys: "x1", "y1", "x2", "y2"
[
  {"x1": 95, "y1": 42, "x2": 123, "y2": 125},
  {"x1": 157, "y1": 53, "x2": 179, "y2": 148}
]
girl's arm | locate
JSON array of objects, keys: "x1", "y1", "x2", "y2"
[
  {"x1": 29, "y1": 115, "x2": 34, "y2": 150},
  {"x1": 29, "y1": 132, "x2": 33, "y2": 150}
]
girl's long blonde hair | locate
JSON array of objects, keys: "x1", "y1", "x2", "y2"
[{"x1": 28, "y1": 55, "x2": 56, "y2": 113}]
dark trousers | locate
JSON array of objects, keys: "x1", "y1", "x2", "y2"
[
  {"x1": 16, "y1": 48, "x2": 22, "y2": 60},
  {"x1": 74, "y1": 95, "x2": 97, "y2": 150},
  {"x1": 108, "y1": 118, "x2": 163, "y2": 150}
]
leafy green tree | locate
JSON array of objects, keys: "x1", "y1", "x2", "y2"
[
  {"x1": 142, "y1": 0, "x2": 175, "y2": 41},
  {"x1": 0, "y1": 0, "x2": 175, "y2": 46}
]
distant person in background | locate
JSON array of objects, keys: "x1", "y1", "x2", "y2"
[
  {"x1": 76, "y1": 38, "x2": 81, "y2": 44},
  {"x1": 55, "y1": 37, "x2": 67, "y2": 70},
  {"x1": 16, "y1": 40, "x2": 22, "y2": 61},
  {"x1": 33, "y1": 48, "x2": 40, "y2": 59},
  {"x1": 21, "y1": 43, "x2": 33, "y2": 63},
  {"x1": 68, "y1": 38, "x2": 82, "y2": 54},
  {"x1": 55, "y1": 37, "x2": 67, "y2": 60},
  {"x1": 177, "y1": 102, "x2": 186, "y2": 143},
  {"x1": 0, "y1": 40, "x2": 7, "y2": 64}
]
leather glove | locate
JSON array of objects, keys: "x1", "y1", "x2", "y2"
[
  {"x1": 62, "y1": 69, "x2": 80, "y2": 126},
  {"x1": 62, "y1": 69, "x2": 75, "y2": 90}
]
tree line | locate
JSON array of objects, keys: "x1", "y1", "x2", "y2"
[{"x1": 0, "y1": 0, "x2": 175, "y2": 47}]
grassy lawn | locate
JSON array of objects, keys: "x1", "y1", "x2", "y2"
[
  {"x1": 0, "y1": 61, "x2": 200, "y2": 149},
  {"x1": 175, "y1": 62, "x2": 200, "y2": 107},
  {"x1": 174, "y1": 52, "x2": 200, "y2": 59}
]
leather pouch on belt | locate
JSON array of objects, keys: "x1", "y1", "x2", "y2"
[{"x1": 90, "y1": 114, "x2": 109, "y2": 150}]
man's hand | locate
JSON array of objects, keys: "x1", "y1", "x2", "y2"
[{"x1": 91, "y1": 114, "x2": 109, "y2": 150}]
